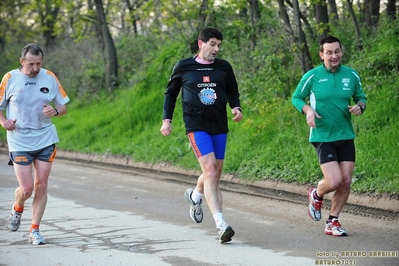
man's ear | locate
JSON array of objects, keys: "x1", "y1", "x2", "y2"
[{"x1": 198, "y1": 40, "x2": 203, "y2": 50}]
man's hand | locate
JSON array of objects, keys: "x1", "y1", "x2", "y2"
[
  {"x1": 232, "y1": 107, "x2": 243, "y2": 122},
  {"x1": 348, "y1": 105, "x2": 363, "y2": 116},
  {"x1": 160, "y1": 119, "x2": 172, "y2": 136},
  {"x1": 1, "y1": 119, "x2": 17, "y2": 131},
  {"x1": 303, "y1": 105, "x2": 321, "y2": 128},
  {"x1": 43, "y1": 104, "x2": 58, "y2": 117}
]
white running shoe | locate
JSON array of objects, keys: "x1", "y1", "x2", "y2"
[
  {"x1": 325, "y1": 219, "x2": 347, "y2": 236},
  {"x1": 307, "y1": 188, "x2": 322, "y2": 221},
  {"x1": 185, "y1": 188, "x2": 203, "y2": 223},
  {"x1": 29, "y1": 229, "x2": 47, "y2": 245},
  {"x1": 8, "y1": 208, "x2": 22, "y2": 231},
  {"x1": 217, "y1": 221, "x2": 235, "y2": 243}
]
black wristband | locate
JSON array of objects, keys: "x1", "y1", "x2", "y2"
[
  {"x1": 54, "y1": 108, "x2": 59, "y2": 116},
  {"x1": 357, "y1": 104, "x2": 364, "y2": 114}
]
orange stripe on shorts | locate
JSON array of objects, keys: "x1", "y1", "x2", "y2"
[
  {"x1": 187, "y1": 132, "x2": 202, "y2": 158},
  {"x1": 49, "y1": 146, "x2": 57, "y2": 162}
]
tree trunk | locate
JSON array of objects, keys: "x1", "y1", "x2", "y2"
[
  {"x1": 346, "y1": 0, "x2": 363, "y2": 50},
  {"x1": 278, "y1": 0, "x2": 306, "y2": 72},
  {"x1": 37, "y1": 1, "x2": 61, "y2": 51},
  {"x1": 314, "y1": 0, "x2": 330, "y2": 42},
  {"x1": 189, "y1": 0, "x2": 210, "y2": 53},
  {"x1": 327, "y1": 0, "x2": 339, "y2": 26},
  {"x1": 386, "y1": 0, "x2": 396, "y2": 20},
  {"x1": 293, "y1": 0, "x2": 313, "y2": 73},
  {"x1": 365, "y1": 0, "x2": 380, "y2": 27},
  {"x1": 93, "y1": 0, "x2": 119, "y2": 91},
  {"x1": 125, "y1": 0, "x2": 146, "y2": 36},
  {"x1": 248, "y1": 0, "x2": 261, "y2": 47},
  {"x1": 285, "y1": 0, "x2": 317, "y2": 43},
  {"x1": 277, "y1": 0, "x2": 293, "y2": 36}
]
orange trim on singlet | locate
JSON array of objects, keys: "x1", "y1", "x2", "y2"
[
  {"x1": 0, "y1": 72, "x2": 11, "y2": 102},
  {"x1": 46, "y1": 70, "x2": 67, "y2": 98},
  {"x1": 187, "y1": 132, "x2": 202, "y2": 158}
]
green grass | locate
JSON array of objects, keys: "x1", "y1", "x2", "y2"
[
  {"x1": 1, "y1": 35, "x2": 399, "y2": 196},
  {"x1": 46, "y1": 72, "x2": 399, "y2": 195}
]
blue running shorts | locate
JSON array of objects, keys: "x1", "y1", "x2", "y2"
[{"x1": 187, "y1": 131, "x2": 227, "y2": 160}]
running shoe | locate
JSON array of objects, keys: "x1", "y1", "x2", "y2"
[
  {"x1": 185, "y1": 188, "x2": 203, "y2": 223},
  {"x1": 217, "y1": 221, "x2": 235, "y2": 243},
  {"x1": 8, "y1": 208, "x2": 22, "y2": 231},
  {"x1": 307, "y1": 188, "x2": 322, "y2": 221},
  {"x1": 29, "y1": 229, "x2": 47, "y2": 245},
  {"x1": 325, "y1": 219, "x2": 347, "y2": 236}
]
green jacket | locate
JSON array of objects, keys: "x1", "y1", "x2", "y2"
[{"x1": 292, "y1": 64, "x2": 367, "y2": 142}]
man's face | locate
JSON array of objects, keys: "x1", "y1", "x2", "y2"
[
  {"x1": 198, "y1": 37, "x2": 222, "y2": 62},
  {"x1": 20, "y1": 52, "x2": 43, "y2": 77},
  {"x1": 319, "y1": 42, "x2": 342, "y2": 71}
]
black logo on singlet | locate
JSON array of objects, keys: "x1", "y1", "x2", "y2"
[
  {"x1": 40, "y1": 87, "x2": 49, "y2": 93},
  {"x1": 25, "y1": 82, "x2": 36, "y2": 85}
]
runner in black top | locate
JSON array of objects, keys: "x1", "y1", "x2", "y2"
[
  {"x1": 162, "y1": 54, "x2": 241, "y2": 134},
  {"x1": 160, "y1": 27, "x2": 243, "y2": 243}
]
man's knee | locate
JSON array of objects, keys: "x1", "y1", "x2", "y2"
[
  {"x1": 324, "y1": 176, "x2": 344, "y2": 191},
  {"x1": 18, "y1": 187, "x2": 34, "y2": 199}
]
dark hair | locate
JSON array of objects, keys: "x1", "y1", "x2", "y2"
[
  {"x1": 21, "y1": 43, "x2": 44, "y2": 59},
  {"x1": 319, "y1": 36, "x2": 342, "y2": 52},
  {"x1": 198, "y1": 27, "x2": 223, "y2": 43}
]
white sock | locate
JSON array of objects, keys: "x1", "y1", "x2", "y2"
[
  {"x1": 213, "y1": 212, "x2": 224, "y2": 227},
  {"x1": 191, "y1": 189, "x2": 203, "y2": 204}
]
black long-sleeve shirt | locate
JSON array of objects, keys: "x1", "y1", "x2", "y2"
[{"x1": 163, "y1": 56, "x2": 241, "y2": 135}]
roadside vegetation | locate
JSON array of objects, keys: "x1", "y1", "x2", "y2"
[{"x1": 0, "y1": 3, "x2": 398, "y2": 196}]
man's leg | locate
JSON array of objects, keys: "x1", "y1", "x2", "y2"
[
  {"x1": 198, "y1": 154, "x2": 233, "y2": 242},
  {"x1": 319, "y1": 161, "x2": 353, "y2": 236},
  {"x1": 9, "y1": 164, "x2": 34, "y2": 231},
  {"x1": 329, "y1": 161, "x2": 354, "y2": 217},
  {"x1": 13, "y1": 164, "x2": 36, "y2": 207},
  {"x1": 31, "y1": 159, "x2": 52, "y2": 225},
  {"x1": 307, "y1": 161, "x2": 342, "y2": 221},
  {"x1": 198, "y1": 153, "x2": 222, "y2": 215},
  {"x1": 317, "y1": 161, "x2": 343, "y2": 197}
]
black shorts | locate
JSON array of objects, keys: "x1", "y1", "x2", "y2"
[
  {"x1": 311, "y1": 140, "x2": 355, "y2": 165},
  {"x1": 8, "y1": 144, "x2": 57, "y2": 166}
]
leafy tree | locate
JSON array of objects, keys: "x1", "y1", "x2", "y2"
[
  {"x1": 93, "y1": 0, "x2": 119, "y2": 90},
  {"x1": 312, "y1": 0, "x2": 330, "y2": 41},
  {"x1": 33, "y1": 0, "x2": 63, "y2": 50}
]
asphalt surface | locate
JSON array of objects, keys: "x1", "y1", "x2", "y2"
[{"x1": 0, "y1": 149, "x2": 398, "y2": 266}]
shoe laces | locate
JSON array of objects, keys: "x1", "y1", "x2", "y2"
[
  {"x1": 193, "y1": 202, "x2": 202, "y2": 213},
  {"x1": 11, "y1": 211, "x2": 22, "y2": 221},
  {"x1": 331, "y1": 219, "x2": 342, "y2": 228},
  {"x1": 314, "y1": 199, "x2": 322, "y2": 210},
  {"x1": 31, "y1": 229, "x2": 42, "y2": 238},
  {"x1": 217, "y1": 221, "x2": 229, "y2": 230}
]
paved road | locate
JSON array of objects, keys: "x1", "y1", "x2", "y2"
[{"x1": 0, "y1": 152, "x2": 398, "y2": 266}]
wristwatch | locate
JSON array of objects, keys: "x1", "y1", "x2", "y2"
[{"x1": 357, "y1": 104, "x2": 365, "y2": 114}]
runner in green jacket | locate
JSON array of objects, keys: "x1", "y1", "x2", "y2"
[{"x1": 292, "y1": 36, "x2": 367, "y2": 236}]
